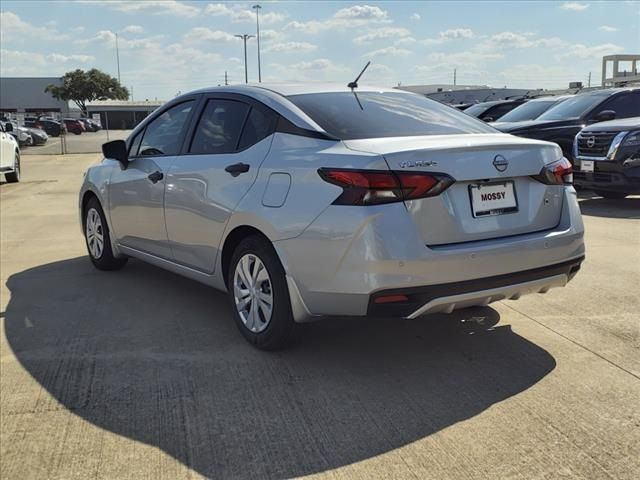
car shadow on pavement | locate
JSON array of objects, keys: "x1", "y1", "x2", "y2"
[
  {"x1": 5, "y1": 257, "x2": 556, "y2": 479},
  {"x1": 577, "y1": 191, "x2": 640, "y2": 219}
]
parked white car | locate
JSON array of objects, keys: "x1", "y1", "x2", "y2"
[{"x1": 0, "y1": 122, "x2": 20, "y2": 183}]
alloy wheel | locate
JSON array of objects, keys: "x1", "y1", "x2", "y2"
[
  {"x1": 233, "y1": 254, "x2": 273, "y2": 333},
  {"x1": 85, "y1": 208, "x2": 104, "y2": 259}
]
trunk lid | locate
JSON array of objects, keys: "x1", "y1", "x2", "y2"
[{"x1": 345, "y1": 134, "x2": 566, "y2": 246}]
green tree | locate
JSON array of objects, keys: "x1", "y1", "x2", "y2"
[{"x1": 45, "y1": 69, "x2": 129, "y2": 116}]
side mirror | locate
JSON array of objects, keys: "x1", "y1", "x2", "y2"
[
  {"x1": 483, "y1": 116, "x2": 494, "y2": 123},
  {"x1": 102, "y1": 140, "x2": 128, "y2": 167},
  {"x1": 593, "y1": 110, "x2": 616, "y2": 123},
  {"x1": 4, "y1": 122, "x2": 13, "y2": 132}
]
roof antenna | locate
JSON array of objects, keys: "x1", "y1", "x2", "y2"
[{"x1": 348, "y1": 61, "x2": 371, "y2": 89}]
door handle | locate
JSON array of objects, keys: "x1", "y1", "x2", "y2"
[
  {"x1": 147, "y1": 171, "x2": 164, "y2": 183},
  {"x1": 225, "y1": 162, "x2": 250, "y2": 177}
]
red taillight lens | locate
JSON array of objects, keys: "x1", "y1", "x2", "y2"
[
  {"x1": 318, "y1": 168, "x2": 455, "y2": 205},
  {"x1": 533, "y1": 158, "x2": 573, "y2": 185}
]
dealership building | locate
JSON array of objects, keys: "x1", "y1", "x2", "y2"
[{"x1": 0, "y1": 77, "x2": 69, "y2": 116}]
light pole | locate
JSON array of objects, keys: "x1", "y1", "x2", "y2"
[
  {"x1": 234, "y1": 34, "x2": 254, "y2": 83},
  {"x1": 115, "y1": 33, "x2": 121, "y2": 83},
  {"x1": 252, "y1": 4, "x2": 262, "y2": 82}
]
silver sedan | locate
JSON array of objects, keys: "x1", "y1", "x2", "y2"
[{"x1": 79, "y1": 84, "x2": 585, "y2": 349}]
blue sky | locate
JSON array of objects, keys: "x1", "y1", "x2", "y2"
[{"x1": 1, "y1": 1, "x2": 638, "y2": 100}]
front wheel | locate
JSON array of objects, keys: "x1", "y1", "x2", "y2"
[
  {"x1": 228, "y1": 235, "x2": 296, "y2": 350},
  {"x1": 5, "y1": 151, "x2": 20, "y2": 183},
  {"x1": 594, "y1": 190, "x2": 628, "y2": 200},
  {"x1": 84, "y1": 197, "x2": 127, "y2": 270}
]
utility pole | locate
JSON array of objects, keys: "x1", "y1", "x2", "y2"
[
  {"x1": 115, "y1": 33, "x2": 121, "y2": 83},
  {"x1": 130, "y1": 86, "x2": 133, "y2": 101},
  {"x1": 234, "y1": 34, "x2": 254, "y2": 83},
  {"x1": 453, "y1": 68, "x2": 457, "y2": 86},
  {"x1": 253, "y1": 4, "x2": 262, "y2": 82},
  {"x1": 588, "y1": 71, "x2": 591, "y2": 88},
  {"x1": 225, "y1": 71, "x2": 228, "y2": 86}
]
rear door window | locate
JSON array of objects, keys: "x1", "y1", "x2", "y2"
[
  {"x1": 139, "y1": 101, "x2": 195, "y2": 156},
  {"x1": 237, "y1": 105, "x2": 278, "y2": 150},
  {"x1": 189, "y1": 99, "x2": 250, "y2": 154}
]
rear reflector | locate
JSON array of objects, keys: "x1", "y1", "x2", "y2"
[
  {"x1": 374, "y1": 294, "x2": 409, "y2": 304},
  {"x1": 318, "y1": 168, "x2": 455, "y2": 205},
  {"x1": 532, "y1": 158, "x2": 573, "y2": 185}
]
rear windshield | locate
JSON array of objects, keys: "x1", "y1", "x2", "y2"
[
  {"x1": 497, "y1": 99, "x2": 558, "y2": 122},
  {"x1": 537, "y1": 93, "x2": 609, "y2": 121},
  {"x1": 287, "y1": 92, "x2": 495, "y2": 140},
  {"x1": 463, "y1": 103, "x2": 491, "y2": 117}
]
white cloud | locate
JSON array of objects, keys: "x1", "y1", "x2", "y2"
[
  {"x1": 598, "y1": 25, "x2": 618, "y2": 32},
  {"x1": 353, "y1": 27, "x2": 412, "y2": 45},
  {"x1": 260, "y1": 29, "x2": 287, "y2": 43},
  {"x1": 266, "y1": 58, "x2": 351, "y2": 82},
  {"x1": 440, "y1": 28, "x2": 474, "y2": 39},
  {"x1": 561, "y1": 2, "x2": 590, "y2": 11},
  {"x1": 484, "y1": 31, "x2": 567, "y2": 50},
  {"x1": 47, "y1": 53, "x2": 94, "y2": 63},
  {"x1": 0, "y1": 48, "x2": 94, "y2": 75},
  {"x1": 183, "y1": 27, "x2": 241, "y2": 44},
  {"x1": 122, "y1": 25, "x2": 144, "y2": 34},
  {"x1": 365, "y1": 46, "x2": 411, "y2": 58},
  {"x1": 263, "y1": 42, "x2": 317, "y2": 53},
  {"x1": 334, "y1": 5, "x2": 388, "y2": 20},
  {"x1": 108, "y1": 0, "x2": 200, "y2": 17},
  {"x1": 204, "y1": 3, "x2": 285, "y2": 24},
  {"x1": 410, "y1": 13, "x2": 421, "y2": 21},
  {"x1": 285, "y1": 4, "x2": 390, "y2": 34},
  {"x1": 395, "y1": 36, "x2": 417, "y2": 46},
  {"x1": 0, "y1": 11, "x2": 68, "y2": 43},
  {"x1": 556, "y1": 42, "x2": 624, "y2": 60},
  {"x1": 423, "y1": 28, "x2": 474, "y2": 45}
]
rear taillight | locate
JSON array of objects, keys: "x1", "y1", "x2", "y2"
[
  {"x1": 318, "y1": 168, "x2": 455, "y2": 205},
  {"x1": 532, "y1": 158, "x2": 573, "y2": 185}
]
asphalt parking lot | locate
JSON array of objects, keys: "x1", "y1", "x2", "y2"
[
  {"x1": 1, "y1": 154, "x2": 639, "y2": 480},
  {"x1": 21, "y1": 130, "x2": 132, "y2": 155}
]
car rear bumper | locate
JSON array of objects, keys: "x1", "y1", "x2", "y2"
[
  {"x1": 367, "y1": 256, "x2": 582, "y2": 318},
  {"x1": 275, "y1": 187, "x2": 585, "y2": 320},
  {"x1": 574, "y1": 170, "x2": 640, "y2": 193}
]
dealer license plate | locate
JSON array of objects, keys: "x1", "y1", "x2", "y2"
[
  {"x1": 580, "y1": 160, "x2": 594, "y2": 172},
  {"x1": 470, "y1": 182, "x2": 518, "y2": 217}
]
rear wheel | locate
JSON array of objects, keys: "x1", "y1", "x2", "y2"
[
  {"x1": 227, "y1": 235, "x2": 296, "y2": 350},
  {"x1": 594, "y1": 190, "x2": 628, "y2": 200},
  {"x1": 84, "y1": 197, "x2": 127, "y2": 270},
  {"x1": 5, "y1": 151, "x2": 20, "y2": 183}
]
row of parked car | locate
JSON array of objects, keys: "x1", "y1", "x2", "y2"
[
  {"x1": 0, "y1": 115, "x2": 103, "y2": 148},
  {"x1": 461, "y1": 87, "x2": 640, "y2": 199}
]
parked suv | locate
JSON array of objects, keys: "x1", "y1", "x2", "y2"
[
  {"x1": 63, "y1": 118, "x2": 84, "y2": 135},
  {"x1": 28, "y1": 118, "x2": 63, "y2": 137},
  {"x1": 80, "y1": 84, "x2": 584, "y2": 349},
  {"x1": 573, "y1": 117, "x2": 640, "y2": 198},
  {"x1": 495, "y1": 88, "x2": 640, "y2": 164},
  {"x1": 490, "y1": 95, "x2": 572, "y2": 129},
  {"x1": 464, "y1": 98, "x2": 528, "y2": 122}
]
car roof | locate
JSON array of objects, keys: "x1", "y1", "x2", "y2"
[
  {"x1": 574, "y1": 87, "x2": 639, "y2": 97},
  {"x1": 189, "y1": 83, "x2": 402, "y2": 97},
  {"x1": 528, "y1": 94, "x2": 573, "y2": 103}
]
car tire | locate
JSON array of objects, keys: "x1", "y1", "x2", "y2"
[
  {"x1": 227, "y1": 235, "x2": 296, "y2": 350},
  {"x1": 594, "y1": 190, "x2": 628, "y2": 200},
  {"x1": 83, "y1": 197, "x2": 128, "y2": 271},
  {"x1": 5, "y1": 151, "x2": 20, "y2": 183}
]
